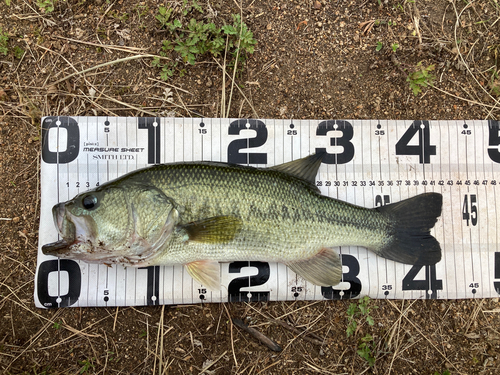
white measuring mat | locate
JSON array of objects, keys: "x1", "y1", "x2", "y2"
[{"x1": 34, "y1": 117, "x2": 500, "y2": 308}]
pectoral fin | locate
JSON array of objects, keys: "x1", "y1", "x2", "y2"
[
  {"x1": 180, "y1": 216, "x2": 243, "y2": 244},
  {"x1": 286, "y1": 247, "x2": 342, "y2": 286},
  {"x1": 185, "y1": 260, "x2": 220, "y2": 290}
]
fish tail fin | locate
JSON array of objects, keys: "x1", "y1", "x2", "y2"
[{"x1": 374, "y1": 192, "x2": 442, "y2": 266}]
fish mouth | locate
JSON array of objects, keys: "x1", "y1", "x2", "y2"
[
  {"x1": 41, "y1": 239, "x2": 73, "y2": 255},
  {"x1": 42, "y1": 203, "x2": 77, "y2": 256}
]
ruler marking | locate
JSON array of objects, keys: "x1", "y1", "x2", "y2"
[
  {"x1": 55, "y1": 117, "x2": 61, "y2": 307},
  {"x1": 493, "y1": 127, "x2": 499, "y2": 295},
  {"x1": 465, "y1": 127, "x2": 476, "y2": 285},
  {"x1": 381, "y1": 120, "x2": 388, "y2": 295},
  {"x1": 475, "y1": 121, "x2": 483, "y2": 297},
  {"x1": 361, "y1": 121, "x2": 371, "y2": 297},
  {"x1": 450, "y1": 123, "x2": 459, "y2": 297},
  {"x1": 440, "y1": 125, "x2": 448, "y2": 298},
  {"x1": 114, "y1": 265, "x2": 117, "y2": 306},
  {"x1": 424, "y1": 123, "x2": 433, "y2": 299},
  {"x1": 197, "y1": 118, "x2": 201, "y2": 161},
  {"x1": 190, "y1": 269, "x2": 194, "y2": 304},
  {"x1": 380, "y1": 122, "x2": 389, "y2": 291},
  {"x1": 288, "y1": 119, "x2": 292, "y2": 300},
  {"x1": 483, "y1": 123, "x2": 492, "y2": 297},
  {"x1": 105, "y1": 117, "x2": 110, "y2": 306},
  {"x1": 368, "y1": 121, "x2": 378, "y2": 299}
]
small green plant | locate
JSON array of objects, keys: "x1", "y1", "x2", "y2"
[
  {"x1": 151, "y1": 57, "x2": 182, "y2": 80},
  {"x1": 181, "y1": 0, "x2": 203, "y2": 16},
  {"x1": 394, "y1": 3, "x2": 404, "y2": 12},
  {"x1": 78, "y1": 358, "x2": 95, "y2": 374},
  {"x1": 37, "y1": 0, "x2": 55, "y2": 13},
  {"x1": 376, "y1": 41, "x2": 383, "y2": 51},
  {"x1": 391, "y1": 42, "x2": 399, "y2": 52},
  {"x1": 347, "y1": 296, "x2": 376, "y2": 337},
  {"x1": 0, "y1": 28, "x2": 8, "y2": 56},
  {"x1": 407, "y1": 62, "x2": 436, "y2": 96},
  {"x1": 154, "y1": 3, "x2": 256, "y2": 80},
  {"x1": 357, "y1": 334, "x2": 376, "y2": 366},
  {"x1": 97, "y1": 27, "x2": 107, "y2": 40},
  {"x1": 156, "y1": 6, "x2": 173, "y2": 28},
  {"x1": 52, "y1": 321, "x2": 62, "y2": 329},
  {"x1": 347, "y1": 296, "x2": 377, "y2": 366},
  {"x1": 13, "y1": 46, "x2": 24, "y2": 59},
  {"x1": 433, "y1": 371, "x2": 451, "y2": 375},
  {"x1": 156, "y1": 6, "x2": 182, "y2": 32},
  {"x1": 174, "y1": 18, "x2": 221, "y2": 65},
  {"x1": 489, "y1": 68, "x2": 500, "y2": 96},
  {"x1": 5, "y1": 0, "x2": 11, "y2": 6},
  {"x1": 226, "y1": 14, "x2": 257, "y2": 57},
  {"x1": 135, "y1": 4, "x2": 148, "y2": 19},
  {"x1": 109, "y1": 10, "x2": 129, "y2": 21}
]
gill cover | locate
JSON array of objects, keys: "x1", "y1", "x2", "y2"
[{"x1": 43, "y1": 183, "x2": 178, "y2": 265}]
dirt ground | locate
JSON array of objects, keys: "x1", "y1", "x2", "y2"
[{"x1": 1, "y1": 0, "x2": 500, "y2": 374}]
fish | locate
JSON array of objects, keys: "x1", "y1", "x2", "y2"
[{"x1": 42, "y1": 153, "x2": 443, "y2": 290}]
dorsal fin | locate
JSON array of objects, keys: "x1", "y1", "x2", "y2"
[{"x1": 269, "y1": 152, "x2": 325, "y2": 185}]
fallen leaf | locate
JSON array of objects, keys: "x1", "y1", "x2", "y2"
[{"x1": 296, "y1": 20, "x2": 308, "y2": 31}]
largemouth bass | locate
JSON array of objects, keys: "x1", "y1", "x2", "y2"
[{"x1": 42, "y1": 153, "x2": 443, "y2": 289}]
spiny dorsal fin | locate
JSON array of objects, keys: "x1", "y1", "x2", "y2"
[
  {"x1": 180, "y1": 216, "x2": 243, "y2": 244},
  {"x1": 269, "y1": 152, "x2": 325, "y2": 185}
]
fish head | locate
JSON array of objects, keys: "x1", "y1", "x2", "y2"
[{"x1": 42, "y1": 183, "x2": 178, "y2": 265}]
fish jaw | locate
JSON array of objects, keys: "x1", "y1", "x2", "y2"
[
  {"x1": 42, "y1": 201, "x2": 97, "y2": 258},
  {"x1": 42, "y1": 203, "x2": 76, "y2": 256},
  {"x1": 54, "y1": 202, "x2": 75, "y2": 243}
]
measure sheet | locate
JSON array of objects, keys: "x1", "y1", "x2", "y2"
[{"x1": 35, "y1": 117, "x2": 500, "y2": 308}]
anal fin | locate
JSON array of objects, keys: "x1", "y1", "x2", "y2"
[
  {"x1": 185, "y1": 260, "x2": 221, "y2": 290},
  {"x1": 286, "y1": 248, "x2": 342, "y2": 287}
]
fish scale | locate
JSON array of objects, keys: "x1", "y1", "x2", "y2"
[{"x1": 147, "y1": 164, "x2": 378, "y2": 255}]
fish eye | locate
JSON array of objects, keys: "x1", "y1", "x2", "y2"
[{"x1": 82, "y1": 194, "x2": 98, "y2": 210}]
